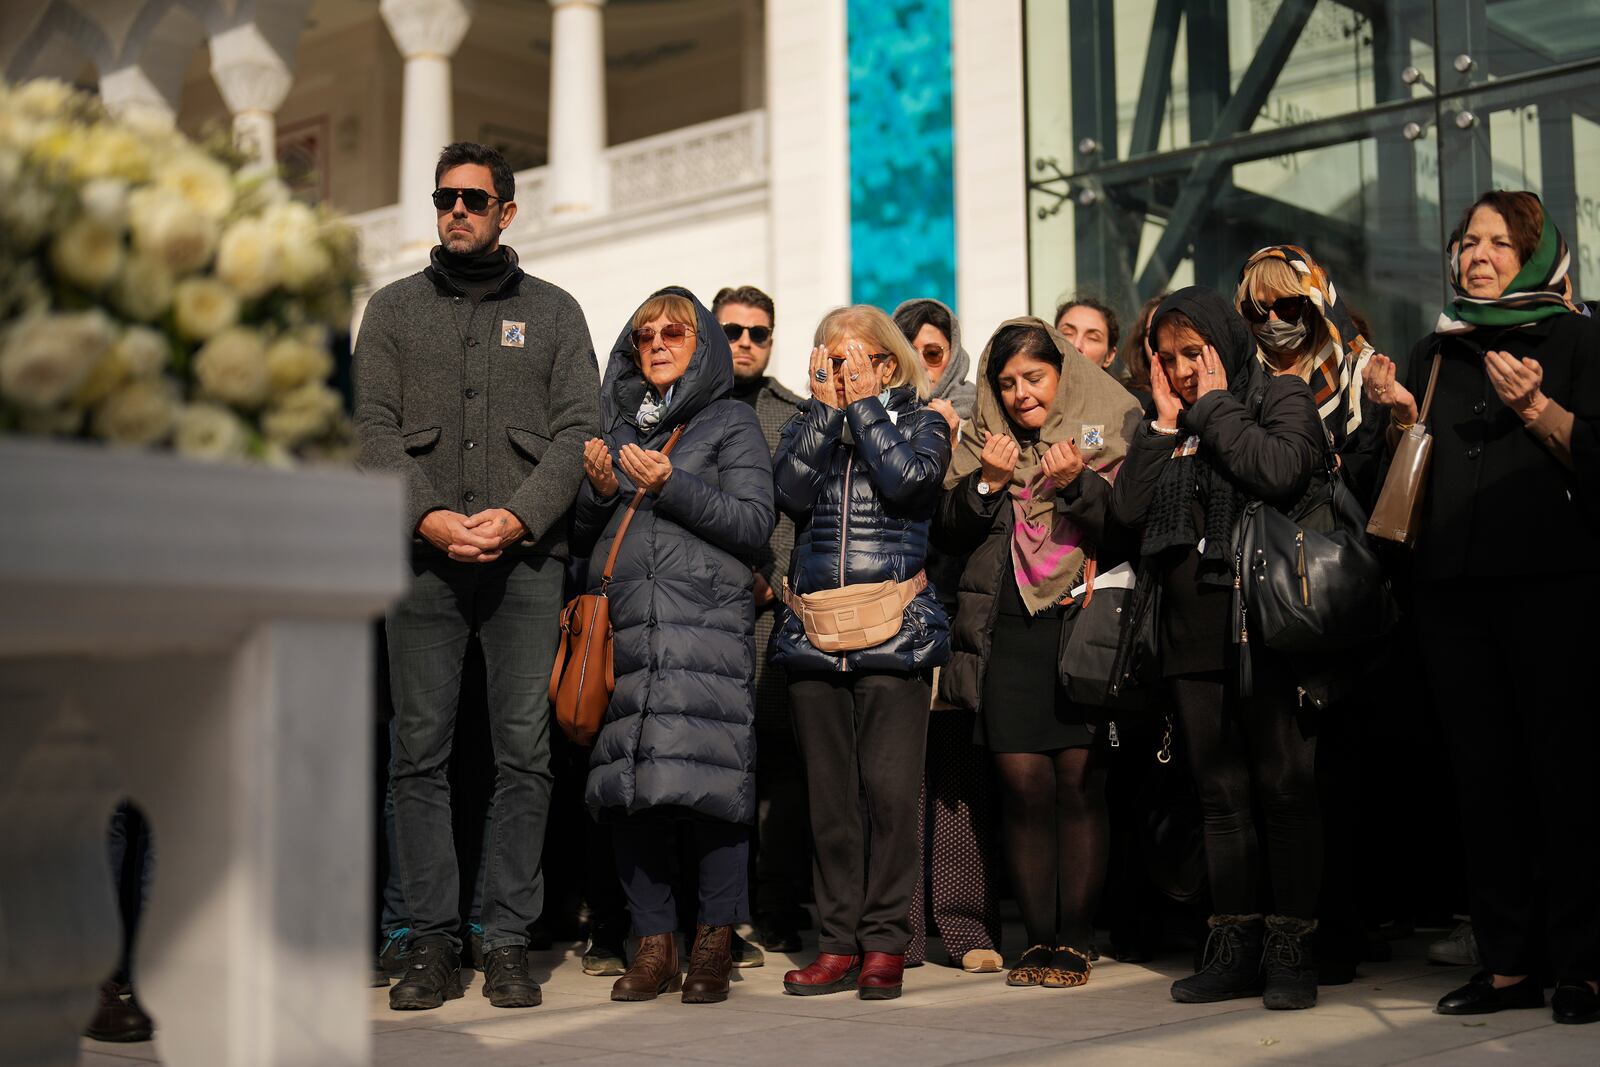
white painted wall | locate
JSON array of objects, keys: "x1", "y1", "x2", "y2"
[{"x1": 952, "y1": 0, "x2": 1030, "y2": 354}]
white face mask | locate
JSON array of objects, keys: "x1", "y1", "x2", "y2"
[{"x1": 1251, "y1": 316, "x2": 1308, "y2": 353}]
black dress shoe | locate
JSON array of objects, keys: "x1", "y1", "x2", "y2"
[
  {"x1": 755, "y1": 921, "x2": 802, "y2": 953},
  {"x1": 389, "y1": 936, "x2": 464, "y2": 1011},
  {"x1": 1435, "y1": 972, "x2": 1545, "y2": 1015},
  {"x1": 1552, "y1": 981, "x2": 1600, "y2": 1025},
  {"x1": 84, "y1": 980, "x2": 155, "y2": 1043},
  {"x1": 481, "y1": 945, "x2": 542, "y2": 1008}
]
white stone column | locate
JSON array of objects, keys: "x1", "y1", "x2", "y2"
[
  {"x1": 99, "y1": 65, "x2": 179, "y2": 129},
  {"x1": 546, "y1": 0, "x2": 608, "y2": 218},
  {"x1": 382, "y1": 0, "x2": 474, "y2": 251},
  {"x1": 209, "y1": 23, "x2": 293, "y2": 168}
]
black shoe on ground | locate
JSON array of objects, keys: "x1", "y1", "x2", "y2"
[
  {"x1": 1262, "y1": 916, "x2": 1318, "y2": 1010},
  {"x1": 583, "y1": 934, "x2": 629, "y2": 976},
  {"x1": 754, "y1": 920, "x2": 802, "y2": 953},
  {"x1": 481, "y1": 945, "x2": 542, "y2": 1008},
  {"x1": 1171, "y1": 915, "x2": 1265, "y2": 1004},
  {"x1": 376, "y1": 926, "x2": 411, "y2": 979},
  {"x1": 84, "y1": 980, "x2": 154, "y2": 1043},
  {"x1": 370, "y1": 960, "x2": 390, "y2": 988},
  {"x1": 731, "y1": 932, "x2": 765, "y2": 968},
  {"x1": 1435, "y1": 971, "x2": 1545, "y2": 1015},
  {"x1": 1552, "y1": 981, "x2": 1600, "y2": 1024},
  {"x1": 389, "y1": 936, "x2": 464, "y2": 1011}
]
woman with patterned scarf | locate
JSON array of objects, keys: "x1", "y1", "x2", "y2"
[
  {"x1": 1109, "y1": 286, "x2": 1326, "y2": 1010},
  {"x1": 1363, "y1": 190, "x2": 1600, "y2": 1025},
  {"x1": 938, "y1": 318, "x2": 1141, "y2": 990}
]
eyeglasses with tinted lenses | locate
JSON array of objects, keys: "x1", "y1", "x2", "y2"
[
  {"x1": 920, "y1": 345, "x2": 949, "y2": 366},
  {"x1": 432, "y1": 187, "x2": 504, "y2": 214},
  {"x1": 828, "y1": 354, "x2": 892, "y2": 369},
  {"x1": 1242, "y1": 295, "x2": 1308, "y2": 324},
  {"x1": 632, "y1": 323, "x2": 695, "y2": 349},
  {"x1": 722, "y1": 322, "x2": 772, "y2": 346}
]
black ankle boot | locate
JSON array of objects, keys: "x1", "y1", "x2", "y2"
[
  {"x1": 1171, "y1": 915, "x2": 1265, "y2": 1004},
  {"x1": 1263, "y1": 916, "x2": 1319, "y2": 1010}
]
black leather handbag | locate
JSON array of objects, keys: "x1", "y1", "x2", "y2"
[
  {"x1": 1231, "y1": 460, "x2": 1398, "y2": 659},
  {"x1": 1062, "y1": 560, "x2": 1162, "y2": 715}
]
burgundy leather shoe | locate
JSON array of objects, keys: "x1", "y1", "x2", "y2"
[
  {"x1": 783, "y1": 952, "x2": 861, "y2": 996},
  {"x1": 858, "y1": 951, "x2": 905, "y2": 1000}
]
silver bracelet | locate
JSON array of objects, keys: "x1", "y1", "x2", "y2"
[{"x1": 1151, "y1": 420, "x2": 1180, "y2": 436}]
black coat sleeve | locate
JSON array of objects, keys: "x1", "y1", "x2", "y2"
[
  {"x1": 846, "y1": 399, "x2": 951, "y2": 511},
  {"x1": 937, "y1": 470, "x2": 1004, "y2": 554},
  {"x1": 1109, "y1": 424, "x2": 1174, "y2": 531},
  {"x1": 774, "y1": 400, "x2": 843, "y2": 520},
  {"x1": 654, "y1": 409, "x2": 777, "y2": 557},
  {"x1": 1186, "y1": 377, "x2": 1323, "y2": 506}
]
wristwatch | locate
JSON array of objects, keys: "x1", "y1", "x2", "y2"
[{"x1": 976, "y1": 480, "x2": 993, "y2": 496}]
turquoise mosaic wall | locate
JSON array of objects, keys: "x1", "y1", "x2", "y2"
[{"x1": 847, "y1": 0, "x2": 956, "y2": 312}]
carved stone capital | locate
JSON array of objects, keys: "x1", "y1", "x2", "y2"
[
  {"x1": 380, "y1": 0, "x2": 474, "y2": 60},
  {"x1": 208, "y1": 22, "x2": 293, "y2": 116}
]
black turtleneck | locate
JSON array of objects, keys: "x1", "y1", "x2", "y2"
[
  {"x1": 434, "y1": 246, "x2": 515, "y2": 303},
  {"x1": 730, "y1": 374, "x2": 765, "y2": 409}
]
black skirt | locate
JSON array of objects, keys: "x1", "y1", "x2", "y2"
[{"x1": 977, "y1": 569, "x2": 1098, "y2": 753}]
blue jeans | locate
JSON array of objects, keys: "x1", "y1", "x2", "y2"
[
  {"x1": 379, "y1": 733, "x2": 492, "y2": 934},
  {"x1": 386, "y1": 553, "x2": 563, "y2": 951}
]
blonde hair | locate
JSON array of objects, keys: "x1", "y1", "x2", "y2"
[
  {"x1": 631, "y1": 294, "x2": 697, "y2": 333},
  {"x1": 1235, "y1": 256, "x2": 1325, "y2": 375},
  {"x1": 811, "y1": 304, "x2": 932, "y2": 400}
]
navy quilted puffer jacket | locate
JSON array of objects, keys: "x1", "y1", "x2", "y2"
[{"x1": 771, "y1": 389, "x2": 952, "y2": 673}]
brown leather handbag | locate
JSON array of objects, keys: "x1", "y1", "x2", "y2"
[
  {"x1": 1367, "y1": 353, "x2": 1441, "y2": 545},
  {"x1": 550, "y1": 426, "x2": 683, "y2": 746}
]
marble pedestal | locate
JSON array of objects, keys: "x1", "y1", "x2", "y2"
[{"x1": 0, "y1": 440, "x2": 406, "y2": 1067}]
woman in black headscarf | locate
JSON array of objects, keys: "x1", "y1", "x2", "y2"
[{"x1": 1110, "y1": 286, "x2": 1325, "y2": 1011}]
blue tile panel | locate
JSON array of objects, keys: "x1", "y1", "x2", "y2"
[{"x1": 847, "y1": 0, "x2": 957, "y2": 311}]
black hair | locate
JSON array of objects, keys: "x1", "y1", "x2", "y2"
[
  {"x1": 1054, "y1": 295, "x2": 1122, "y2": 355},
  {"x1": 434, "y1": 142, "x2": 515, "y2": 202},
  {"x1": 893, "y1": 300, "x2": 953, "y2": 346},
  {"x1": 984, "y1": 324, "x2": 1061, "y2": 399},
  {"x1": 712, "y1": 285, "x2": 775, "y2": 325}
]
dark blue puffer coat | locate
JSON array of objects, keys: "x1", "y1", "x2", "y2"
[
  {"x1": 771, "y1": 388, "x2": 952, "y2": 673},
  {"x1": 575, "y1": 287, "x2": 776, "y2": 825}
]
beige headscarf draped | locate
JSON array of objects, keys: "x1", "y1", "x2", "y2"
[{"x1": 945, "y1": 317, "x2": 1143, "y2": 613}]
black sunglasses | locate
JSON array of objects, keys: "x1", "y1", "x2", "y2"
[
  {"x1": 1242, "y1": 295, "x2": 1309, "y2": 324},
  {"x1": 721, "y1": 322, "x2": 773, "y2": 346},
  {"x1": 432, "y1": 187, "x2": 506, "y2": 214},
  {"x1": 828, "y1": 353, "x2": 891, "y2": 368}
]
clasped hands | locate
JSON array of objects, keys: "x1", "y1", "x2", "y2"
[
  {"x1": 1362, "y1": 350, "x2": 1548, "y2": 426},
  {"x1": 978, "y1": 429, "x2": 1084, "y2": 490},
  {"x1": 418, "y1": 508, "x2": 525, "y2": 564},
  {"x1": 583, "y1": 437, "x2": 673, "y2": 498}
]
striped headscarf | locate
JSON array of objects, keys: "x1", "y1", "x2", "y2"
[
  {"x1": 1240, "y1": 244, "x2": 1372, "y2": 447},
  {"x1": 1437, "y1": 197, "x2": 1575, "y2": 334}
]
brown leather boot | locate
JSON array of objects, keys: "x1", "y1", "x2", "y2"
[
  {"x1": 610, "y1": 933, "x2": 681, "y2": 1002},
  {"x1": 682, "y1": 924, "x2": 734, "y2": 1004}
]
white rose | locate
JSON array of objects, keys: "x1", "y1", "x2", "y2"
[
  {"x1": 128, "y1": 186, "x2": 216, "y2": 275},
  {"x1": 112, "y1": 252, "x2": 175, "y2": 322},
  {"x1": 70, "y1": 126, "x2": 150, "y2": 183},
  {"x1": 112, "y1": 326, "x2": 170, "y2": 379},
  {"x1": 11, "y1": 79, "x2": 75, "y2": 119},
  {"x1": 279, "y1": 238, "x2": 332, "y2": 291},
  {"x1": 0, "y1": 177, "x2": 57, "y2": 251},
  {"x1": 174, "y1": 402, "x2": 251, "y2": 462},
  {"x1": 79, "y1": 178, "x2": 129, "y2": 229},
  {"x1": 193, "y1": 326, "x2": 270, "y2": 409},
  {"x1": 173, "y1": 277, "x2": 240, "y2": 340},
  {"x1": 215, "y1": 217, "x2": 278, "y2": 299},
  {"x1": 265, "y1": 334, "x2": 333, "y2": 394},
  {"x1": 92, "y1": 378, "x2": 177, "y2": 447},
  {"x1": 49, "y1": 217, "x2": 124, "y2": 291},
  {"x1": 261, "y1": 381, "x2": 342, "y2": 447},
  {"x1": 156, "y1": 149, "x2": 234, "y2": 220},
  {"x1": 0, "y1": 309, "x2": 115, "y2": 410}
]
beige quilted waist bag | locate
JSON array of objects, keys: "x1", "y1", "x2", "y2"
[{"x1": 780, "y1": 571, "x2": 928, "y2": 653}]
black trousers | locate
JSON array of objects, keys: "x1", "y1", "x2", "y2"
[
  {"x1": 1416, "y1": 575, "x2": 1600, "y2": 980},
  {"x1": 790, "y1": 670, "x2": 931, "y2": 955},
  {"x1": 611, "y1": 817, "x2": 749, "y2": 937},
  {"x1": 1171, "y1": 666, "x2": 1321, "y2": 920}
]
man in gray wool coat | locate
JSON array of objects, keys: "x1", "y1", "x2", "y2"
[{"x1": 354, "y1": 141, "x2": 600, "y2": 1013}]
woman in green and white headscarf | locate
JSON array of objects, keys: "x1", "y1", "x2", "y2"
[{"x1": 1364, "y1": 190, "x2": 1600, "y2": 1025}]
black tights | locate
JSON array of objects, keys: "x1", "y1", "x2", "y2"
[
  {"x1": 993, "y1": 745, "x2": 1108, "y2": 950},
  {"x1": 1171, "y1": 673, "x2": 1321, "y2": 919}
]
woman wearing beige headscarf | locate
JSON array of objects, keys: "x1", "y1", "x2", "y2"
[{"x1": 937, "y1": 318, "x2": 1141, "y2": 989}]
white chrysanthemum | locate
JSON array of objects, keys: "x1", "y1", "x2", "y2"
[
  {"x1": 69, "y1": 125, "x2": 150, "y2": 183},
  {"x1": 112, "y1": 252, "x2": 175, "y2": 322},
  {"x1": 215, "y1": 217, "x2": 278, "y2": 298},
  {"x1": 50, "y1": 218, "x2": 124, "y2": 291},
  {"x1": 92, "y1": 378, "x2": 177, "y2": 447},
  {"x1": 193, "y1": 326, "x2": 270, "y2": 409},
  {"x1": 0, "y1": 309, "x2": 115, "y2": 410},
  {"x1": 156, "y1": 149, "x2": 234, "y2": 220},
  {"x1": 128, "y1": 186, "x2": 217, "y2": 275},
  {"x1": 79, "y1": 178, "x2": 129, "y2": 229},
  {"x1": 265, "y1": 334, "x2": 333, "y2": 395},
  {"x1": 261, "y1": 381, "x2": 342, "y2": 447},
  {"x1": 10, "y1": 79, "x2": 74, "y2": 120},
  {"x1": 112, "y1": 326, "x2": 170, "y2": 379},
  {"x1": 174, "y1": 402, "x2": 252, "y2": 461},
  {"x1": 173, "y1": 277, "x2": 240, "y2": 340}
]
